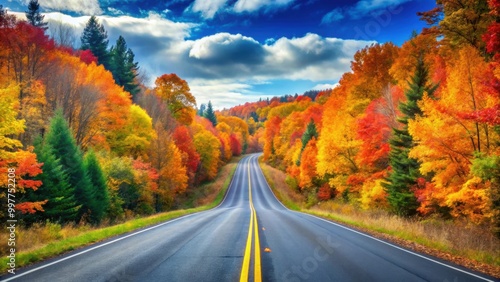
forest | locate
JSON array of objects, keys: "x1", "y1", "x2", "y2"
[
  {"x1": 224, "y1": 0, "x2": 500, "y2": 237},
  {"x1": 0, "y1": 0, "x2": 499, "y2": 240},
  {"x1": 0, "y1": 2, "x2": 253, "y2": 225}
]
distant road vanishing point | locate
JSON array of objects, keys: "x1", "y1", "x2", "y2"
[{"x1": 2, "y1": 154, "x2": 496, "y2": 282}]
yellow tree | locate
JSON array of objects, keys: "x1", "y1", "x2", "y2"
[
  {"x1": 317, "y1": 77, "x2": 362, "y2": 195},
  {"x1": 149, "y1": 121, "x2": 188, "y2": 211},
  {"x1": 154, "y1": 74, "x2": 196, "y2": 125},
  {"x1": 111, "y1": 104, "x2": 154, "y2": 159},
  {"x1": 408, "y1": 46, "x2": 499, "y2": 221},
  {"x1": 0, "y1": 84, "x2": 43, "y2": 217}
]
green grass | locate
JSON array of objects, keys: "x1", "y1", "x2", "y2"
[{"x1": 0, "y1": 157, "x2": 240, "y2": 273}]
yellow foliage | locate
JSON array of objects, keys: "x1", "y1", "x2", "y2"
[
  {"x1": 360, "y1": 179, "x2": 388, "y2": 210},
  {"x1": 0, "y1": 84, "x2": 24, "y2": 161}
]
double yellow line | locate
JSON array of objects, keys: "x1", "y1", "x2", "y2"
[{"x1": 240, "y1": 157, "x2": 262, "y2": 282}]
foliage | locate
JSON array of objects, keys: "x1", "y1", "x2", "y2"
[
  {"x1": 44, "y1": 110, "x2": 94, "y2": 222},
  {"x1": 23, "y1": 137, "x2": 79, "y2": 224},
  {"x1": 80, "y1": 16, "x2": 111, "y2": 70},
  {"x1": 109, "y1": 36, "x2": 139, "y2": 98},
  {"x1": 25, "y1": 0, "x2": 47, "y2": 30},
  {"x1": 204, "y1": 101, "x2": 217, "y2": 126},
  {"x1": 154, "y1": 73, "x2": 196, "y2": 125},
  {"x1": 384, "y1": 56, "x2": 436, "y2": 216},
  {"x1": 84, "y1": 150, "x2": 109, "y2": 223}
]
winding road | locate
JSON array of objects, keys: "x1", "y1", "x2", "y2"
[{"x1": 2, "y1": 154, "x2": 496, "y2": 282}]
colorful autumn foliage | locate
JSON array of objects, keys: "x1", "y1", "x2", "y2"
[
  {"x1": 0, "y1": 11, "x2": 246, "y2": 225},
  {"x1": 240, "y1": 1, "x2": 500, "y2": 236}
]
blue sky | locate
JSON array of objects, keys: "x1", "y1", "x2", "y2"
[{"x1": 1, "y1": 0, "x2": 436, "y2": 108}]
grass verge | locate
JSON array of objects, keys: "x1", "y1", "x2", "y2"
[
  {"x1": 0, "y1": 157, "x2": 241, "y2": 274},
  {"x1": 258, "y1": 157, "x2": 304, "y2": 210},
  {"x1": 258, "y1": 158, "x2": 500, "y2": 278}
]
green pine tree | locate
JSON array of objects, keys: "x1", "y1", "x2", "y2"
[
  {"x1": 25, "y1": 0, "x2": 47, "y2": 30},
  {"x1": 81, "y1": 16, "x2": 111, "y2": 70},
  {"x1": 110, "y1": 36, "x2": 139, "y2": 99},
  {"x1": 198, "y1": 104, "x2": 206, "y2": 116},
  {"x1": 296, "y1": 119, "x2": 318, "y2": 166},
  {"x1": 204, "y1": 101, "x2": 217, "y2": 126},
  {"x1": 301, "y1": 119, "x2": 318, "y2": 150},
  {"x1": 45, "y1": 110, "x2": 95, "y2": 222},
  {"x1": 384, "y1": 55, "x2": 437, "y2": 216},
  {"x1": 84, "y1": 150, "x2": 110, "y2": 224},
  {"x1": 23, "y1": 137, "x2": 80, "y2": 224}
]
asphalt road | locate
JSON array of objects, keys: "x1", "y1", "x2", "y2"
[{"x1": 2, "y1": 154, "x2": 496, "y2": 282}]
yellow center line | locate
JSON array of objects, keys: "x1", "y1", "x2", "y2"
[{"x1": 240, "y1": 156, "x2": 262, "y2": 282}]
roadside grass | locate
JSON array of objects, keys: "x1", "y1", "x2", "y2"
[
  {"x1": 0, "y1": 156, "x2": 241, "y2": 274},
  {"x1": 258, "y1": 158, "x2": 500, "y2": 277},
  {"x1": 258, "y1": 158, "x2": 304, "y2": 210}
]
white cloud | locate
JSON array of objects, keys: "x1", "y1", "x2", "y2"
[
  {"x1": 321, "y1": 0, "x2": 411, "y2": 24},
  {"x1": 34, "y1": 13, "x2": 373, "y2": 107},
  {"x1": 188, "y1": 79, "x2": 270, "y2": 109},
  {"x1": 191, "y1": 0, "x2": 228, "y2": 19},
  {"x1": 233, "y1": 0, "x2": 294, "y2": 13},
  {"x1": 312, "y1": 83, "x2": 339, "y2": 91},
  {"x1": 321, "y1": 8, "x2": 344, "y2": 24},
  {"x1": 40, "y1": 0, "x2": 103, "y2": 15}
]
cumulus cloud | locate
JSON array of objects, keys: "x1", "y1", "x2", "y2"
[
  {"x1": 37, "y1": 13, "x2": 372, "y2": 107},
  {"x1": 191, "y1": 0, "x2": 228, "y2": 19},
  {"x1": 322, "y1": 0, "x2": 410, "y2": 23},
  {"x1": 174, "y1": 32, "x2": 371, "y2": 81},
  {"x1": 40, "y1": 0, "x2": 103, "y2": 15},
  {"x1": 188, "y1": 79, "x2": 272, "y2": 109},
  {"x1": 312, "y1": 83, "x2": 339, "y2": 91}
]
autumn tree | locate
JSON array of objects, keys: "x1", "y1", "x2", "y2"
[
  {"x1": 110, "y1": 104, "x2": 154, "y2": 158},
  {"x1": 81, "y1": 16, "x2": 111, "y2": 70},
  {"x1": 408, "y1": 46, "x2": 499, "y2": 221},
  {"x1": 149, "y1": 122, "x2": 188, "y2": 211},
  {"x1": 350, "y1": 43, "x2": 399, "y2": 101},
  {"x1": 192, "y1": 121, "x2": 221, "y2": 182},
  {"x1": 25, "y1": 0, "x2": 47, "y2": 31},
  {"x1": 418, "y1": 0, "x2": 493, "y2": 53},
  {"x1": 0, "y1": 84, "x2": 43, "y2": 219},
  {"x1": 172, "y1": 126, "x2": 200, "y2": 185},
  {"x1": 384, "y1": 56, "x2": 437, "y2": 216},
  {"x1": 154, "y1": 74, "x2": 196, "y2": 125}
]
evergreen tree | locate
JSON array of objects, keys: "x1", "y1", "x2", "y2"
[
  {"x1": 81, "y1": 16, "x2": 111, "y2": 70},
  {"x1": 23, "y1": 137, "x2": 79, "y2": 224},
  {"x1": 25, "y1": 0, "x2": 47, "y2": 31},
  {"x1": 110, "y1": 36, "x2": 139, "y2": 98},
  {"x1": 198, "y1": 103, "x2": 206, "y2": 116},
  {"x1": 45, "y1": 110, "x2": 95, "y2": 221},
  {"x1": 384, "y1": 56, "x2": 437, "y2": 216},
  {"x1": 301, "y1": 119, "x2": 318, "y2": 150},
  {"x1": 84, "y1": 150, "x2": 110, "y2": 224},
  {"x1": 296, "y1": 119, "x2": 318, "y2": 166},
  {"x1": 204, "y1": 101, "x2": 217, "y2": 126}
]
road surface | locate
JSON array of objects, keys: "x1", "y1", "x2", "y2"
[{"x1": 1, "y1": 154, "x2": 496, "y2": 282}]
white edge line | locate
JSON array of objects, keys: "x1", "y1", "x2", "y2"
[
  {"x1": 253, "y1": 153, "x2": 495, "y2": 282},
  {"x1": 303, "y1": 213, "x2": 495, "y2": 282},
  {"x1": 3, "y1": 156, "x2": 248, "y2": 281}
]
